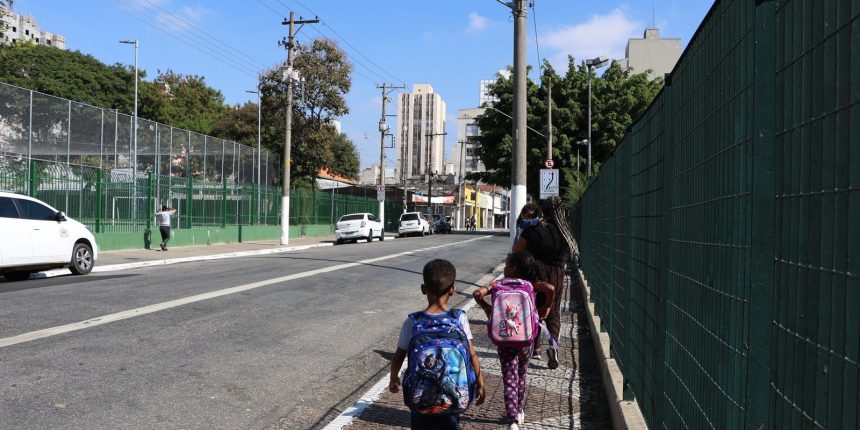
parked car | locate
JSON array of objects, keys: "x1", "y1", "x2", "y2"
[
  {"x1": 423, "y1": 214, "x2": 436, "y2": 235},
  {"x1": 398, "y1": 212, "x2": 431, "y2": 237},
  {"x1": 0, "y1": 191, "x2": 98, "y2": 281},
  {"x1": 335, "y1": 213, "x2": 384, "y2": 244},
  {"x1": 431, "y1": 214, "x2": 452, "y2": 234}
]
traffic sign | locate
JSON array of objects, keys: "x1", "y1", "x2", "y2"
[
  {"x1": 540, "y1": 169, "x2": 559, "y2": 199},
  {"x1": 376, "y1": 185, "x2": 385, "y2": 202},
  {"x1": 544, "y1": 159, "x2": 555, "y2": 169}
]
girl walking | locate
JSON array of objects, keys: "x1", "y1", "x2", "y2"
[{"x1": 473, "y1": 251, "x2": 555, "y2": 429}]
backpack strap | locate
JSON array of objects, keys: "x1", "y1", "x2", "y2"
[{"x1": 538, "y1": 320, "x2": 559, "y2": 349}]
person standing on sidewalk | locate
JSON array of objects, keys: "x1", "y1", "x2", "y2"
[
  {"x1": 473, "y1": 251, "x2": 555, "y2": 429},
  {"x1": 512, "y1": 196, "x2": 578, "y2": 369},
  {"x1": 154, "y1": 205, "x2": 177, "y2": 251}
]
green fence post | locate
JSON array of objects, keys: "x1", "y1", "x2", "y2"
[
  {"x1": 95, "y1": 169, "x2": 103, "y2": 233},
  {"x1": 745, "y1": 1, "x2": 776, "y2": 428},
  {"x1": 186, "y1": 176, "x2": 193, "y2": 229},
  {"x1": 146, "y1": 172, "x2": 153, "y2": 231},
  {"x1": 28, "y1": 159, "x2": 36, "y2": 197},
  {"x1": 221, "y1": 178, "x2": 227, "y2": 228}
]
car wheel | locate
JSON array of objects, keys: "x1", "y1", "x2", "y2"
[
  {"x1": 367, "y1": 231, "x2": 373, "y2": 243},
  {"x1": 3, "y1": 271, "x2": 32, "y2": 282},
  {"x1": 69, "y1": 242, "x2": 94, "y2": 275},
  {"x1": 380, "y1": 230, "x2": 385, "y2": 241},
  {"x1": 335, "y1": 239, "x2": 343, "y2": 245}
]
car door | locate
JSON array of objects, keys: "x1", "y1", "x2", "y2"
[
  {"x1": 368, "y1": 214, "x2": 382, "y2": 234},
  {"x1": 0, "y1": 196, "x2": 32, "y2": 266},
  {"x1": 14, "y1": 198, "x2": 68, "y2": 263}
]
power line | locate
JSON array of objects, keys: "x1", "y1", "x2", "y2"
[
  {"x1": 285, "y1": 0, "x2": 406, "y2": 86},
  {"x1": 115, "y1": 1, "x2": 261, "y2": 77},
  {"x1": 130, "y1": 0, "x2": 269, "y2": 71},
  {"x1": 530, "y1": 1, "x2": 544, "y2": 71},
  {"x1": 267, "y1": 0, "x2": 406, "y2": 86}
]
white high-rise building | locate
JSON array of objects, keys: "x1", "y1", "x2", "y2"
[
  {"x1": 479, "y1": 69, "x2": 511, "y2": 107},
  {"x1": 396, "y1": 84, "x2": 446, "y2": 181},
  {"x1": 0, "y1": 6, "x2": 66, "y2": 49}
]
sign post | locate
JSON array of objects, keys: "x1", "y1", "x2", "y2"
[{"x1": 376, "y1": 185, "x2": 385, "y2": 202}]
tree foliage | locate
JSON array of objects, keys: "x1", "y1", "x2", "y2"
[
  {"x1": 139, "y1": 70, "x2": 229, "y2": 134},
  {"x1": 255, "y1": 38, "x2": 358, "y2": 184},
  {"x1": 474, "y1": 58, "x2": 662, "y2": 205}
]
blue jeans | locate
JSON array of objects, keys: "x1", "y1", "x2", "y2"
[{"x1": 410, "y1": 413, "x2": 460, "y2": 430}]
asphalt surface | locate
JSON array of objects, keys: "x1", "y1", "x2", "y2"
[{"x1": 0, "y1": 232, "x2": 509, "y2": 430}]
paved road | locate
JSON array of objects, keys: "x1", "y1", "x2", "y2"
[{"x1": 0, "y1": 233, "x2": 509, "y2": 430}]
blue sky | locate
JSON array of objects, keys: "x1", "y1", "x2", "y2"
[{"x1": 10, "y1": 0, "x2": 713, "y2": 169}]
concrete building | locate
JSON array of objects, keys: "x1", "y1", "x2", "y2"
[
  {"x1": 0, "y1": 6, "x2": 66, "y2": 49},
  {"x1": 616, "y1": 28, "x2": 680, "y2": 79},
  {"x1": 479, "y1": 69, "x2": 511, "y2": 107},
  {"x1": 454, "y1": 107, "x2": 487, "y2": 184},
  {"x1": 395, "y1": 84, "x2": 446, "y2": 182},
  {"x1": 359, "y1": 164, "x2": 396, "y2": 186}
]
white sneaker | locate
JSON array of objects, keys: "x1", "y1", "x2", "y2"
[
  {"x1": 517, "y1": 409, "x2": 525, "y2": 424},
  {"x1": 508, "y1": 423, "x2": 520, "y2": 430}
]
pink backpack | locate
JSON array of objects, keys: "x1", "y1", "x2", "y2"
[{"x1": 488, "y1": 278, "x2": 540, "y2": 348}]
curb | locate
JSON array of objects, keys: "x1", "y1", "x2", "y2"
[
  {"x1": 577, "y1": 268, "x2": 648, "y2": 430},
  {"x1": 33, "y1": 242, "x2": 337, "y2": 279}
]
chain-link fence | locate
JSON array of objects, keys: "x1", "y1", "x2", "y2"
[
  {"x1": 0, "y1": 81, "x2": 404, "y2": 234},
  {"x1": 578, "y1": 0, "x2": 858, "y2": 429}
]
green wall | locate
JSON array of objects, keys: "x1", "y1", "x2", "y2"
[{"x1": 94, "y1": 224, "x2": 333, "y2": 251}]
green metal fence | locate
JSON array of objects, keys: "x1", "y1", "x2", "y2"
[
  {"x1": 0, "y1": 159, "x2": 403, "y2": 235},
  {"x1": 578, "y1": 0, "x2": 858, "y2": 428}
]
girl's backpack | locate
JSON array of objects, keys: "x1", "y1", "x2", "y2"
[
  {"x1": 402, "y1": 309, "x2": 476, "y2": 416},
  {"x1": 488, "y1": 278, "x2": 540, "y2": 348}
]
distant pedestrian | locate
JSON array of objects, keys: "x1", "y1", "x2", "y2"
[
  {"x1": 389, "y1": 259, "x2": 486, "y2": 430},
  {"x1": 154, "y1": 205, "x2": 177, "y2": 251},
  {"x1": 512, "y1": 196, "x2": 578, "y2": 369},
  {"x1": 469, "y1": 215, "x2": 476, "y2": 231},
  {"x1": 473, "y1": 251, "x2": 554, "y2": 429},
  {"x1": 514, "y1": 203, "x2": 541, "y2": 243}
]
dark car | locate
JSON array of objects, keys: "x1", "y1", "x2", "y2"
[{"x1": 431, "y1": 214, "x2": 452, "y2": 234}]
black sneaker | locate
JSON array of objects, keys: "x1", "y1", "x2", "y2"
[
  {"x1": 547, "y1": 346, "x2": 559, "y2": 369},
  {"x1": 160, "y1": 244, "x2": 166, "y2": 251}
]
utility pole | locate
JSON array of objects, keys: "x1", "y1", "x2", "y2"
[
  {"x1": 457, "y1": 139, "x2": 466, "y2": 230},
  {"x1": 377, "y1": 83, "x2": 405, "y2": 228},
  {"x1": 279, "y1": 12, "x2": 318, "y2": 245},
  {"x1": 499, "y1": 0, "x2": 528, "y2": 244},
  {"x1": 425, "y1": 131, "x2": 447, "y2": 216},
  {"x1": 547, "y1": 74, "x2": 552, "y2": 161}
]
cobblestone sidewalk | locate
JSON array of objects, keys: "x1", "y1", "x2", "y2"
[{"x1": 341, "y1": 268, "x2": 611, "y2": 429}]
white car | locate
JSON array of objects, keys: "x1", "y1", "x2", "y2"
[
  {"x1": 0, "y1": 191, "x2": 98, "y2": 281},
  {"x1": 398, "y1": 212, "x2": 430, "y2": 237},
  {"x1": 335, "y1": 213, "x2": 384, "y2": 244}
]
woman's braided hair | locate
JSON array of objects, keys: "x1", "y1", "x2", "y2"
[{"x1": 540, "y1": 196, "x2": 580, "y2": 258}]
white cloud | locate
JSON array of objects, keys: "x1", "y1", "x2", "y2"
[
  {"x1": 466, "y1": 12, "x2": 489, "y2": 33},
  {"x1": 540, "y1": 8, "x2": 641, "y2": 70}
]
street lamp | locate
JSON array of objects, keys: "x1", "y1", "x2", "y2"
[
  {"x1": 245, "y1": 88, "x2": 262, "y2": 224},
  {"x1": 575, "y1": 139, "x2": 588, "y2": 172},
  {"x1": 119, "y1": 39, "x2": 139, "y2": 221},
  {"x1": 585, "y1": 55, "x2": 610, "y2": 177}
]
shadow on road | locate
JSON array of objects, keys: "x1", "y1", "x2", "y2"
[{"x1": 0, "y1": 273, "x2": 140, "y2": 293}]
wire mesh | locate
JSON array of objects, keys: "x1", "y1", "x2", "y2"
[{"x1": 577, "y1": 0, "x2": 858, "y2": 428}]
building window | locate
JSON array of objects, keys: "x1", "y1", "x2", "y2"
[
  {"x1": 12, "y1": 26, "x2": 16, "y2": 32},
  {"x1": 46, "y1": 40, "x2": 51, "y2": 45},
  {"x1": 25, "y1": 29, "x2": 29, "y2": 35}
]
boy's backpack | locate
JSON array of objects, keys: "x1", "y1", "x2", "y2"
[
  {"x1": 402, "y1": 309, "x2": 476, "y2": 416},
  {"x1": 488, "y1": 278, "x2": 540, "y2": 348}
]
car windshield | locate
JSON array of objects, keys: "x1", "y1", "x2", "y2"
[
  {"x1": 339, "y1": 214, "x2": 365, "y2": 221},
  {"x1": 400, "y1": 213, "x2": 419, "y2": 221}
]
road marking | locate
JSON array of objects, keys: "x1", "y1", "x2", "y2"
[
  {"x1": 0, "y1": 236, "x2": 494, "y2": 349},
  {"x1": 321, "y1": 263, "x2": 505, "y2": 430}
]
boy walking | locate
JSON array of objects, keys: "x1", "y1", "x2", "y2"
[
  {"x1": 154, "y1": 205, "x2": 177, "y2": 251},
  {"x1": 389, "y1": 259, "x2": 485, "y2": 430}
]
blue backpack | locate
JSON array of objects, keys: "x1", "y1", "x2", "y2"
[{"x1": 402, "y1": 309, "x2": 476, "y2": 416}]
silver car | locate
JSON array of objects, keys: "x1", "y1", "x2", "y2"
[
  {"x1": 398, "y1": 212, "x2": 430, "y2": 237},
  {"x1": 335, "y1": 213, "x2": 384, "y2": 244}
]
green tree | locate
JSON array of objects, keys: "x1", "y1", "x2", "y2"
[
  {"x1": 258, "y1": 38, "x2": 357, "y2": 186},
  {"x1": 474, "y1": 58, "x2": 662, "y2": 204},
  {"x1": 210, "y1": 102, "x2": 260, "y2": 148},
  {"x1": 139, "y1": 70, "x2": 229, "y2": 135}
]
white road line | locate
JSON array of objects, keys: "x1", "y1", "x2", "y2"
[
  {"x1": 321, "y1": 263, "x2": 505, "y2": 430},
  {"x1": 0, "y1": 236, "x2": 494, "y2": 349}
]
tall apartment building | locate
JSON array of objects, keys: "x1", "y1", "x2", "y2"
[
  {"x1": 395, "y1": 84, "x2": 446, "y2": 181},
  {"x1": 0, "y1": 6, "x2": 66, "y2": 49},
  {"x1": 615, "y1": 28, "x2": 680, "y2": 79},
  {"x1": 454, "y1": 107, "x2": 487, "y2": 183},
  {"x1": 479, "y1": 69, "x2": 511, "y2": 107}
]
